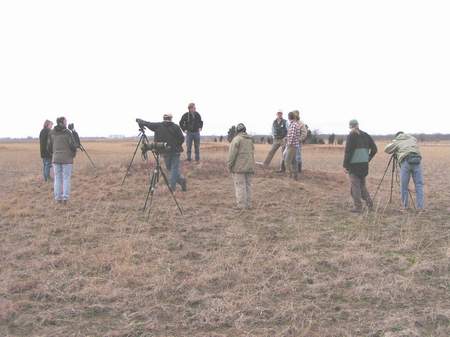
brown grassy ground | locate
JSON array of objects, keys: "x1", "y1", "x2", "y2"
[{"x1": 0, "y1": 140, "x2": 449, "y2": 337}]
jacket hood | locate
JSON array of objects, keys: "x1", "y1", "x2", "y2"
[
  {"x1": 395, "y1": 133, "x2": 412, "y2": 141},
  {"x1": 54, "y1": 125, "x2": 67, "y2": 132},
  {"x1": 239, "y1": 132, "x2": 252, "y2": 139}
]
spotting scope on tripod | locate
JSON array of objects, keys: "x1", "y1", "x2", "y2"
[
  {"x1": 121, "y1": 119, "x2": 183, "y2": 217},
  {"x1": 68, "y1": 123, "x2": 96, "y2": 169},
  {"x1": 372, "y1": 154, "x2": 415, "y2": 208}
]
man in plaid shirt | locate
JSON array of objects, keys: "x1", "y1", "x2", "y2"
[{"x1": 284, "y1": 110, "x2": 307, "y2": 180}]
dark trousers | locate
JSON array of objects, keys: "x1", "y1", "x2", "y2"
[
  {"x1": 186, "y1": 131, "x2": 200, "y2": 161},
  {"x1": 349, "y1": 174, "x2": 373, "y2": 209}
]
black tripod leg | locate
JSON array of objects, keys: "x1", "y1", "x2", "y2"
[
  {"x1": 159, "y1": 169, "x2": 183, "y2": 215},
  {"x1": 389, "y1": 157, "x2": 396, "y2": 203},
  {"x1": 143, "y1": 169, "x2": 157, "y2": 211},
  {"x1": 372, "y1": 155, "x2": 394, "y2": 201},
  {"x1": 121, "y1": 135, "x2": 143, "y2": 185},
  {"x1": 80, "y1": 145, "x2": 96, "y2": 169}
]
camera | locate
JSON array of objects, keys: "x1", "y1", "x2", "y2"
[{"x1": 141, "y1": 142, "x2": 170, "y2": 154}]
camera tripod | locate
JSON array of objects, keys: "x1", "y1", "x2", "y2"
[
  {"x1": 78, "y1": 143, "x2": 96, "y2": 169},
  {"x1": 372, "y1": 154, "x2": 415, "y2": 209},
  {"x1": 121, "y1": 127, "x2": 149, "y2": 185},
  {"x1": 143, "y1": 151, "x2": 183, "y2": 217}
]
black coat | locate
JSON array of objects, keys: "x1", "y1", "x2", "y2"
[
  {"x1": 179, "y1": 112, "x2": 203, "y2": 133},
  {"x1": 39, "y1": 128, "x2": 52, "y2": 158},
  {"x1": 343, "y1": 130, "x2": 377, "y2": 177},
  {"x1": 140, "y1": 120, "x2": 185, "y2": 153}
]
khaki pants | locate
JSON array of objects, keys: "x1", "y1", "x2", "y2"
[
  {"x1": 349, "y1": 174, "x2": 373, "y2": 209},
  {"x1": 263, "y1": 138, "x2": 285, "y2": 168},
  {"x1": 232, "y1": 173, "x2": 252, "y2": 209},
  {"x1": 284, "y1": 145, "x2": 298, "y2": 178}
]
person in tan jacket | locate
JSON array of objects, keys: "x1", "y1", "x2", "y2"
[{"x1": 227, "y1": 123, "x2": 255, "y2": 209}]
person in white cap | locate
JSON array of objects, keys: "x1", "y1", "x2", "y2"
[
  {"x1": 263, "y1": 109, "x2": 288, "y2": 171},
  {"x1": 136, "y1": 114, "x2": 187, "y2": 192},
  {"x1": 227, "y1": 123, "x2": 255, "y2": 210}
]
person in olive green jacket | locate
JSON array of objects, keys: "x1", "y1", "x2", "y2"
[
  {"x1": 385, "y1": 132, "x2": 424, "y2": 210},
  {"x1": 48, "y1": 117, "x2": 77, "y2": 203},
  {"x1": 227, "y1": 123, "x2": 255, "y2": 209}
]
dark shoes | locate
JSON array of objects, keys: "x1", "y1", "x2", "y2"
[
  {"x1": 180, "y1": 179, "x2": 187, "y2": 192},
  {"x1": 350, "y1": 207, "x2": 362, "y2": 213}
]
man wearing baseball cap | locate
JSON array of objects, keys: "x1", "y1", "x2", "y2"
[
  {"x1": 136, "y1": 113, "x2": 187, "y2": 192},
  {"x1": 343, "y1": 119, "x2": 377, "y2": 213}
]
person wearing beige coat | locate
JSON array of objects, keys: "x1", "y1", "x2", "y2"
[{"x1": 227, "y1": 123, "x2": 255, "y2": 209}]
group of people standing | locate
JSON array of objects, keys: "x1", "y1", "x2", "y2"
[
  {"x1": 262, "y1": 110, "x2": 308, "y2": 180},
  {"x1": 39, "y1": 104, "x2": 425, "y2": 213},
  {"x1": 40, "y1": 103, "x2": 205, "y2": 204},
  {"x1": 39, "y1": 117, "x2": 79, "y2": 204},
  {"x1": 227, "y1": 109, "x2": 309, "y2": 210},
  {"x1": 234, "y1": 112, "x2": 425, "y2": 213}
]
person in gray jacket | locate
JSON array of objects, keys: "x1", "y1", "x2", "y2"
[{"x1": 48, "y1": 117, "x2": 77, "y2": 204}]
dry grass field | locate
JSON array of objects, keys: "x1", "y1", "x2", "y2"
[{"x1": 0, "y1": 140, "x2": 449, "y2": 337}]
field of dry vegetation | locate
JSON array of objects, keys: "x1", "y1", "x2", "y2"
[{"x1": 0, "y1": 140, "x2": 449, "y2": 337}]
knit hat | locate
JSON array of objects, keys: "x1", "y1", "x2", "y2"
[
  {"x1": 236, "y1": 123, "x2": 246, "y2": 133},
  {"x1": 163, "y1": 113, "x2": 173, "y2": 120},
  {"x1": 349, "y1": 119, "x2": 359, "y2": 128}
]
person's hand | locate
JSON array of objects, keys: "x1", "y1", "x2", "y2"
[{"x1": 199, "y1": 128, "x2": 202, "y2": 132}]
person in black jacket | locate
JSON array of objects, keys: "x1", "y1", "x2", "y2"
[
  {"x1": 343, "y1": 119, "x2": 377, "y2": 213},
  {"x1": 263, "y1": 110, "x2": 288, "y2": 171},
  {"x1": 137, "y1": 114, "x2": 187, "y2": 192},
  {"x1": 179, "y1": 102, "x2": 203, "y2": 162},
  {"x1": 39, "y1": 119, "x2": 54, "y2": 182},
  {"x1": 68, "y1": 123, "x2": 81, "y2": 148}
]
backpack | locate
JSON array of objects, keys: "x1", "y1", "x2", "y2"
[{"x1": 407, "y1": 153, "x2": 422, "y2": 165}]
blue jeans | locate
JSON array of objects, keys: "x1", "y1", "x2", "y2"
[
  {"x1": 400, "y1": 160, "x2": 424, "y2": 209},
  {"x1": 53, "y1": 164, "x2": 73, "y2": 201},
  {"x1": 296, "y1": 145, "x2": 302, "y2": 163},
  {"x1": 186, "y1": 131, "x2": 200, "y2": 161},
  {"x1": 42, "y1": 158, "x2": 52, "y2": 182},
  {"x1": 163, "y1": 152, "x2": 185, "y2": 191}
]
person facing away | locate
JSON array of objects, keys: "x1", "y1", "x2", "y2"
[
  {"x1": 384, "y1": 132, "x2": 424, "y2": 211},
  {"x1": 39, "y1": 119, "x2": 54, "y2": 182},
  {"x1": 343, "y1": 119, "x2": 377, "y2": 213},
  {"x1": 47, "y1": 117, "x2": 77, "y2": 204},
  {"x1": 227, "y1": 123, "x2": 255, "y2": 210},
  {"x1": 136, "y1": 114, "x2": 187, "y2": 192},
  {"x1": 263, "y1": 109, "x2": 288, "y2": 170},
  {"x1": 179, "y1": 102, "x2": 203, "y2": 162}
]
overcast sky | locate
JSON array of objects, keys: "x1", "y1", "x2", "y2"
[{"x1": 1, "y1": 0, "x2": 449, "y2": 138}]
